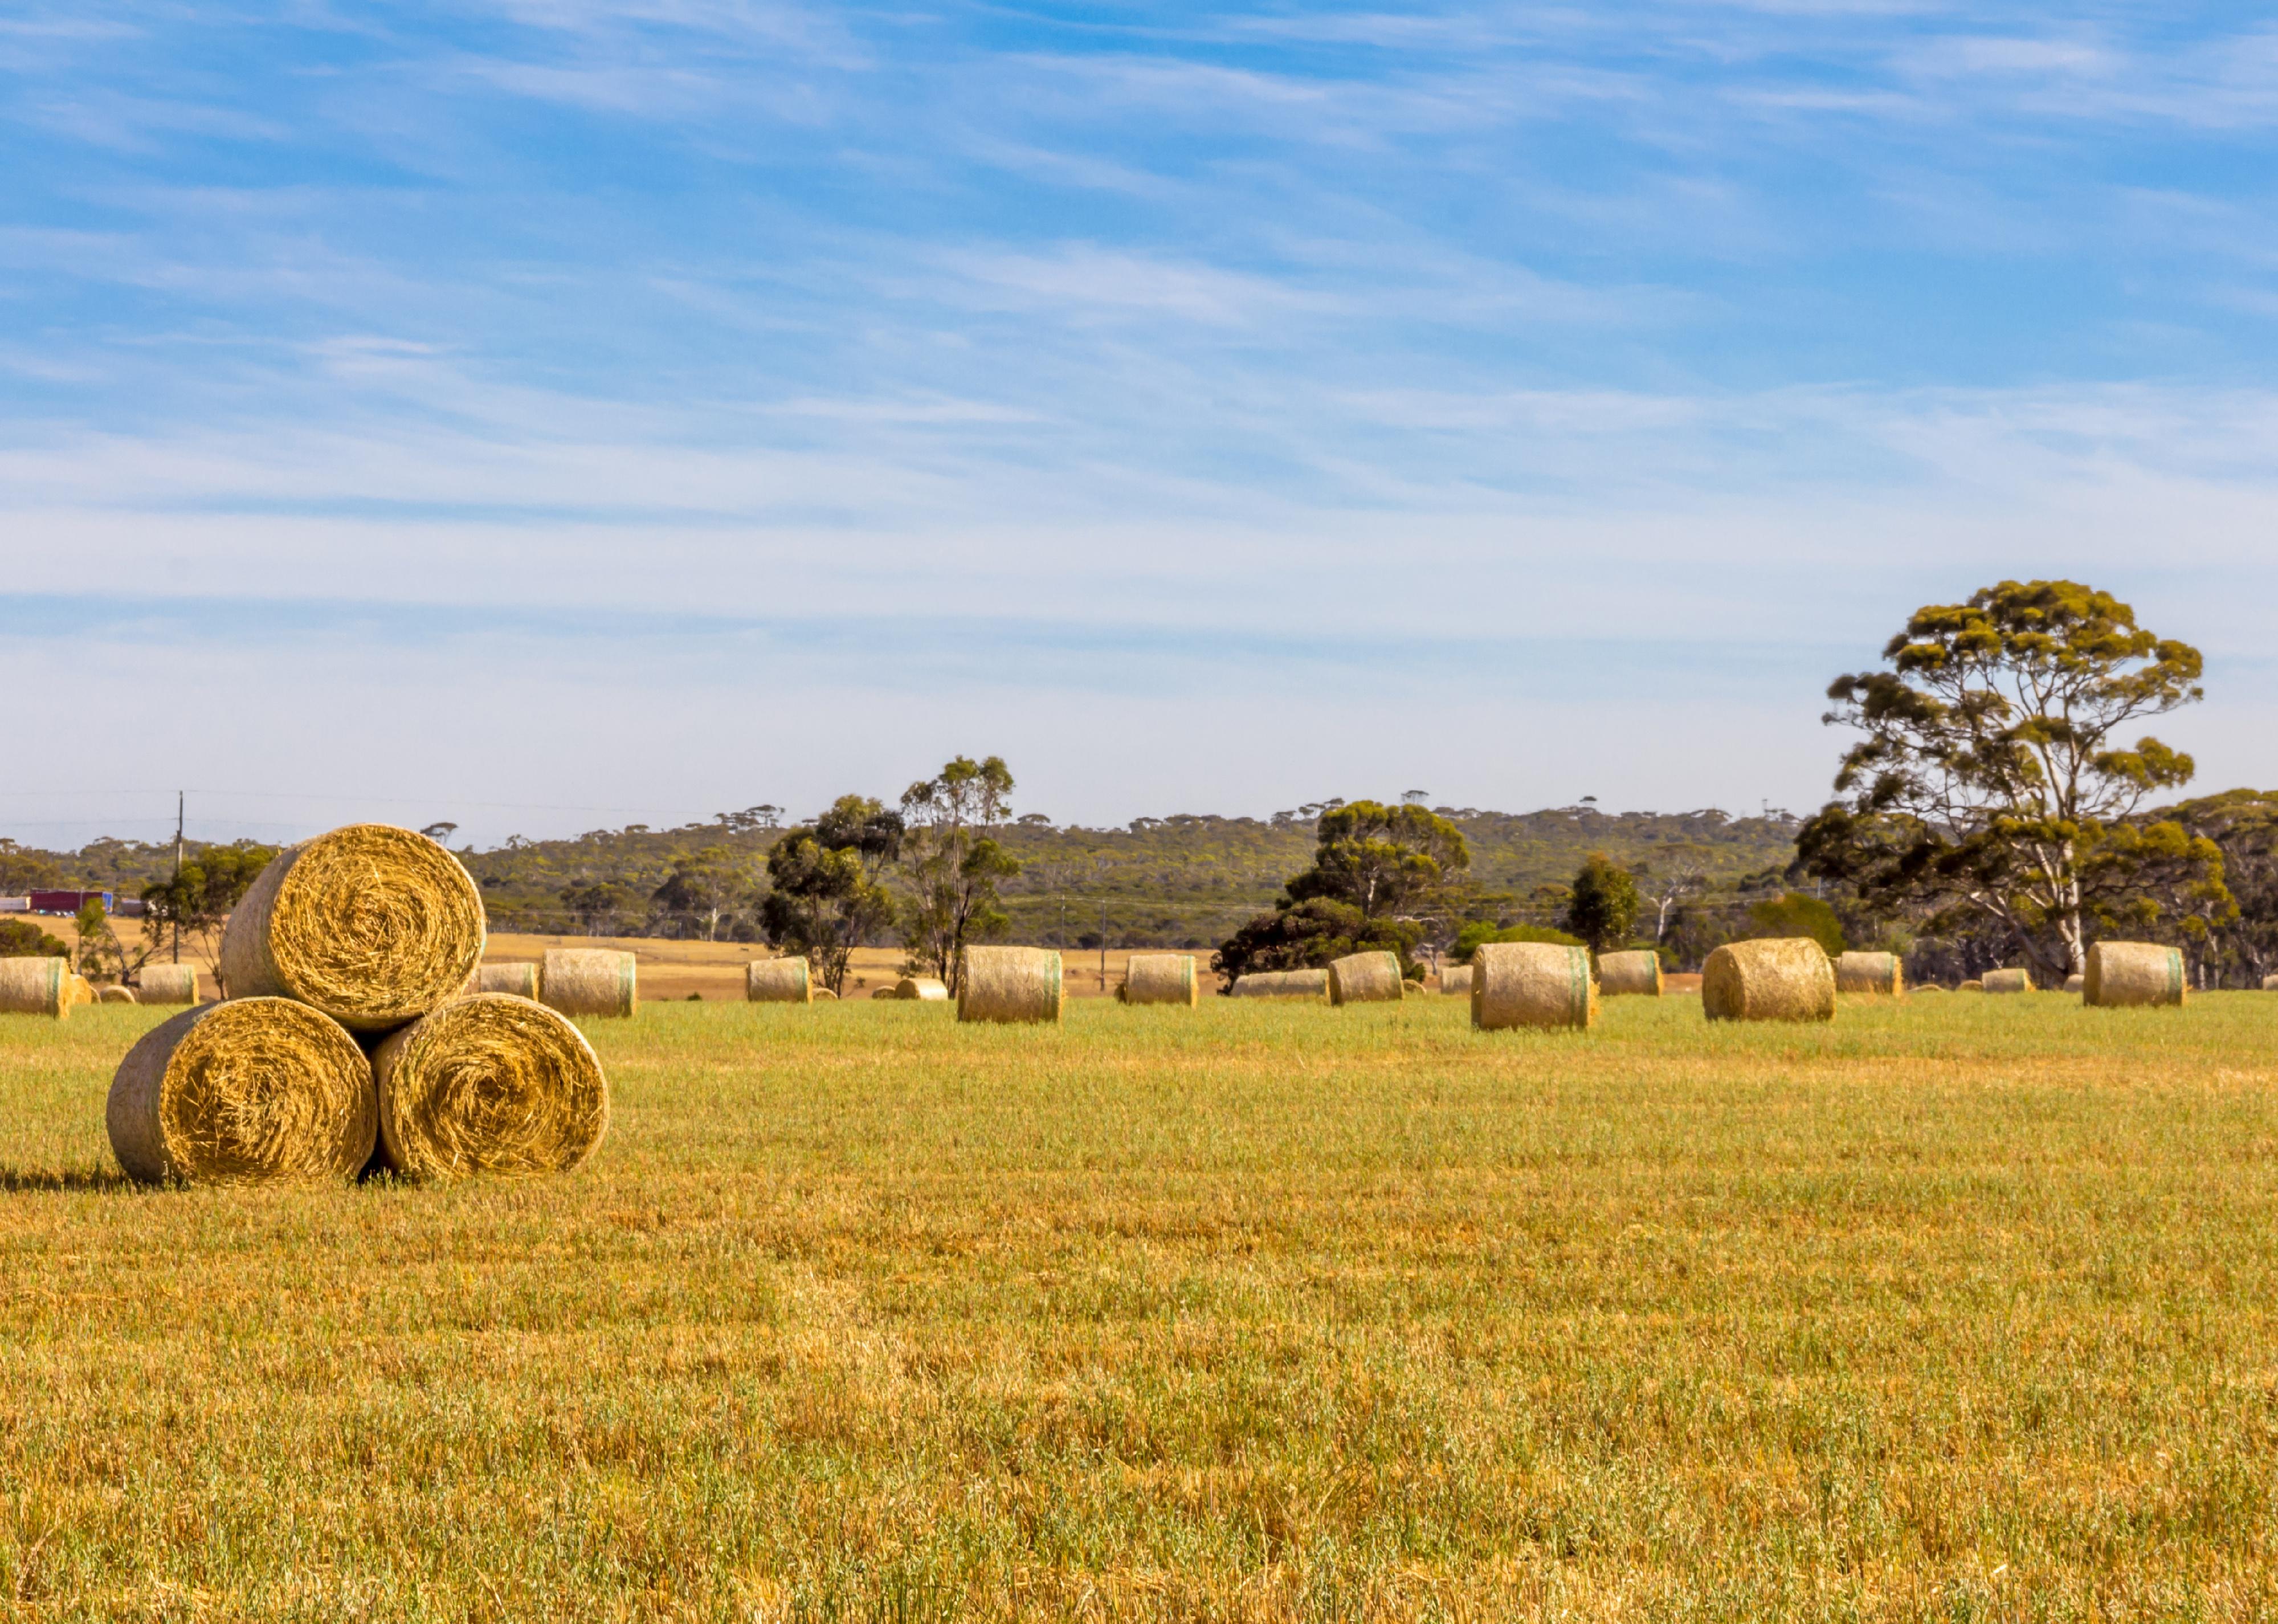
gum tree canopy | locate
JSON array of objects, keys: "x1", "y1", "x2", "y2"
[{"x1": 1798, "y1": 580, "x2": 2223, "y2": 983}]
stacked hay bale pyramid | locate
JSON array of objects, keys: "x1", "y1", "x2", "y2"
[{"x1": 105, "y1": 824, "x2": 610, "y2": 1187}]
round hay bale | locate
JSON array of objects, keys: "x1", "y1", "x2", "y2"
[
  {"x1": 1834, "y1": 951, "x2": 1904, "y2": 996},
  {"x1": 2083, "y1": 942, "x2": 2186, "y2": 1009},
  {"x1": 1121, "y1": 953, "x2": 1198, "y2": 1007},
  {"x1": 1598, "y1": 950, "x2": 1664, "y2": 997},
  {"x1": 1915, "y1": 985, "x2": 1947, "y2": 995},
  {"x1": 1471, "y1": 941, "x2": 1595, "y2": 1031},
  {"x1": 67, "y1": 974, "x2": 94, "y2": 1008},
  {"x1": 894, "y1": 977, "x2": 950, "y2": 1002},
  {"x1": 1958, "y1": 979, "x2": 1984, "y2": 992},
  {"x1": 0, "y1": 958, "x2": 70, "y2": 1017},
  {"x1": 476, "y1": 962, "x2": 541, "y2": 999},
  {"x1": 812, "y1": 985, "x2": 838, "y2": 1001},
  {"x1": 1982, "y1": 968, "x2": 2032, "y2": 994},
  {"x1": 2063, "y1": 973, "x2": 2085, "y2": 994},
  {"x1": 1703, "y1": 939, "x2": 1835, "y2": 1023},
  {"x1": 97, "y1": 985, "x2": 137, "y2": 1005},
  {"x1": 221, "y1": 824, "x2": 485, "y2": 1030},
  {"x1": 871, "y1": 986, "x2": 899, "y2": 999},
  {"x1": 107, "y1": 997, "x2": 375, "y2": 1185},
  {"x1": 371, "y1": 993, "x2": 609, "y2": 1179},
  {"x1": 137, "y1": 964, "x2": 201, "y2": 1005},
  {"x1": 1438, "y1": 965, "x2": 1472, "y2": 996},
  {"x1": 746, "y1": 957, "x2": 813, "y2": 1004},
  {"x1": 1328, "y1": 951, "x2": 1403, "y2": 1006},
  {"x1": 958, "y1": 946, "x2": 1063, "y2": 1025},
  {"x1": 1228, "y1": 969, "x2": 1328, "y2": 999},
  {"x1": 541, "y1": 949, "x2": 637, "y2": 1018},
  {"x1": 2264, "y1": 974, "x2": 2278, "y2": 992}
]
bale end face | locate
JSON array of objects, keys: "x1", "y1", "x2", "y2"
[
  {"x1": 2082, "y1": 942, "x2": 2186, "y2": 1009},
  {"x1": 1471, "y1": 942, "x2": 1595, "y2": 1031},
  {"x1": 1327, "y1": 951, "x2": 1403, "y2": 1006},
  {"x1": 958, "y1": 946, "x2": 1063, "y2": 1024},
  {"x1": 1703, "y1": 939, "x2": 1835, "y2": 1023},
  {"x1": 373, "y1": 993, "x2": 609, "y2": 1179}
]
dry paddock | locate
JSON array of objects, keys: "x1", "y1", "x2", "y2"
[{"x1": 1, "y1": 991, "x2": 2276, "y2": 1619}]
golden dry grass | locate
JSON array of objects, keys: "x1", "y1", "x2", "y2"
[{"x1": 2, "y1": 991, "x2": 2276, "y2": 1619}]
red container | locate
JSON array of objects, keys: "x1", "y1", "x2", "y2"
[{"x1": 29, "y1": 890, "x2": 113, "y2": 915}]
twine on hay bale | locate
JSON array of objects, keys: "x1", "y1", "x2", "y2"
[
  {"x1": 476, "y1": 963, "x2": 541, "y2": 999},
  {"x1": 1471, "y1": 941, "x2": 1596, "y2": 1031},
  {"x1": 958, "y1": 946, "x2": 1063, "y2": 1024},
  {"x1": 1439, "y1": 965, "x2": 1472, "y2": 996},
  {"x1": 0, "y1": 958, "x2": 71, "y2": 1018},
  {"x1": 1328, "y1": 951, "x2": 1403, "y2": 1006},
  {"x1": 2083, "y1": 942, "x2": 2186, "y2": 1009},
  {"x1": 137, "y1": 964, "x2": 200, "y2": 1005},
  {"x1": 541, "y1": 949, "x2": 638, "y2": 1018},
  {"x1": 893, "y1": 977, "x2": 950, "y2": 1002},
  {"x1": 372, "y1": 993, "x2": 609, "y2": 1179},
  {"x1": 107, "y1": 997, "x2": 374, "y2": 1185},
  {"x1": 1120, "y1": 953, "x2": 1198, "y2": 1006},
  {"x1": 1703, "y1": 939, "x2": 1835, "y2": 1023},
  {"x1": 1982, "y1": 968, "x2": 2032, "y2": 994},
  {"x1": 1229, "y1": 969, "x2": 1328, "y2": 999},
  {"x1": 1597, "y1": 950, "x2": 1663, "y2": 997},
  {"x1": 1834, "y1": 951, "x2": 1905, "y2": 996},
  {"x1": 97, "y1": 985, "x2": 137, "y2": 1005},
  {"x1": 746, "y1": 957, "x2": 813, "y2": 1004},
  {"x1": 221, "y1": 825, "x2": 485, "y2": 1030}
]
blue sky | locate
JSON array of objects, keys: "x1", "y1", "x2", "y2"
[{"x1": 3, "y1": 2, "x2": 2275, "y2": 847}]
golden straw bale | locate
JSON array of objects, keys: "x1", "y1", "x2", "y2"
[
  {"x1": 477, "y1": 963, "x2": 542, "y2": 999},
  {"x1": 1439, "y1": 965, "x2": 1473, "y2": 996},
  {"x1": 137, "y1": 964, "x2": 201, "y2": 1005},
  {"x1": 107, "y1": 997, "x2": 374, "y2": 1185},
  {"x1": 871, "y1": 986, "x2": 899, "y2": 999},
  {"x1": 372, "y1": 993, "x2": 609, "y2": 1179},
  {"x1": 813, "y1": 986, "x2": 838, "y2": 1001},
  {"x1": 2064, "y1": 974, "x2": 2085, "y2": 994},
  {"x1": 1328, "y1": 951, "x2": 1403, "y2": 1006},
  {"x1": 541, "y1": 949, "x2": 638, "y2": 1018},
  {"x1": 0, "y1": 958, "x2": 71, "y2": 1018},
  {"x1": 1229, "y1": 969, "x2": 1328, "y2": 999},
  {"x1": 894, "y1": 977, "x2": 950, "y2": 1002},
  {"x1": 1958, "y1": 980, "x2": 1984, "y2": 992},
  {"x1": 2083, "y1": 942, "x2": 2186, "y2": 1009},
  {"x1": 958, "y1": 946, "x2": 1063, "y2": 1025},
  {"x1": 1703, "y1": 939, "x2": 1835, "y2": 1023},
  {"x1": 746, "y1": 957, "x2": 813, "y2": 1004},
  {"x1": 1915, "y1": 985, "x2": 1947, "y2": 995},
  {"x1": 97, "y1": 985, "x2": 137, "y2": 1005},
  {"x1": 1598, "y1": 950, "x2": 1663, "y2": 997},
  {"x1": 68, "y1": 974, "x2": 93, "y2": 1008},
  {"x1": 1834, "y1": 951, "x2": 1905, "y2": 996},
  {"x1": 1121, "y1": 953, "x2": 1198, "y2": 1007},
  {"x1": 1982, "y1": 968, "x2": 2032, "y2": 994},
  {"x1": 221, "y1": 824, "x2": 485, "y2": 1030},
  {"x1": 2264, "y1": 974, "x2": 2278, "y2": 991},
  {"x1": 1471, "y1": 942, "x2": 1596, "y2": 1031}
]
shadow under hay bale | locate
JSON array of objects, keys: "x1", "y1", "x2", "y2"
[
  {"x1": 222, "y1": 824, "x2": 485, "y2": 1031},
  {"x1": 373, "y1": 993, "x2": 609, "y2": 1179},
  {"x1": 1598, "y1": 950, "x2": 1663, "y2": 997},
  {"x1": 541, "y1": 949, "x2": 638, "y2": 1018},
  {"x1": 1472, "y1": 942, "x2": 1596, "y2": 1031},
  {"x1": 958, "y1": 946, "x2": 1062, "y2": 1024},
  {"x1": 1120, "y1": 953, "x2": 1198, "y2": 1007},
  {"x1": 1835, "y1": 951, "x2": 1905, "y2": 996},
  {"x1": 108, "y1": 998, "x2": 375, "y2": 1186},
  {"x1": 746, "y1": 957, "x2": 813, "y2": 1003},
  {"x1": 1328, "y1": 951, "x2": 1402, "y2": 1006},
  {"x1": 1703, "y1": 939, "x2": 1835, "y2": 1023},
  {"x1": 2083, "y1": 942, "x2": 2186, "y2": 1009}
]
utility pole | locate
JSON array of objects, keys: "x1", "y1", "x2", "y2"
[
  {"x1": 171, "y1": 791, "x2": 184, "y2": 964},
  {"x1": 1099, "y1": 899, "x2": 1108, "y2": 992}
]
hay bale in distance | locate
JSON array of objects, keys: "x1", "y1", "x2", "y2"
[
  {"x1": 1598, "y1": 950, "x2": 1663, "y2": 997},
  {"x1": 2083, "y1": 942, "x2": 2186, "y2": 1009},
  {"x1": 137, "y1": 964, "x2": 200, "y2": 1005},
  {"x1": 1915, "y1": 985, "x2": 1947, "y2": 995},
  {"x1": 894, "y1": 977, "x2": 950, "y2": 1001},
  {"x1": 1328, "y1": 951, "x2": 1403, "y2": 1006},
  {"x1": 97, "y1": 985, "x2": 137, "y2": 1005},
  {"x1": 68, "y1": 974, "x2": 93, "y2": 1008},
  {"x1": 1958, "y1": 980, "x2": 1985, "y2": 992},
  {"x1": 0, "y1": 958, "x2": 70, "y2": 1018},
  {"x1": 541, "y1": 949, "x2": 638, "y2": 1018},
  {"x1": 958, "y1": 946, "x2": 1063, "y2": 1025},
  {"x1": 812, "y1": 986, "x2": 838, "y2": 1001},
  {"x1": 1471, "y1": 941, "x2": 1595, "y2": 1031},
  {"x1": 1834, "y1": 951, "x2": 1905, "y2": 996},
  {"x1": 372, "y1": 993, "x2": 609, "y2": 1179},
  {"x1": 221, "y1": 824, "x2": 485, "y2": 1030},
  {"x1": 1439, "y1": 965, "x2": 1473, "y2": 996},
  {"x1": 1228, "y1": 969, "x2": 1328, "y2": 999},
  {"x1": 746, "y1": 957, "x2": 813, "y2": 1004},
  {"x1": 871, "y1": 986, "x2": 898, "y2": 999},
  {"x1": 1982, "y1": 968, "x2": 2032, "y2": 994},
  {"x1": 107, "y1": 997, "x2": 375, "y2": 1185},
  {"x1": 1703, "y1": 939, "x2": 1835, "y2": 1023},
  {"x1": 2265, "y1": 974, "x2": 2278, "y2": 992},
  {"x1": 2064, "y1": 973, "x2": 2085, "y2": 994},
  {"x1": 476, "y1": 962, "x2": 541, "y2": 999},
  {"x1": 1121, "y1": 953, "x2": 1198, "y2": 1007}
]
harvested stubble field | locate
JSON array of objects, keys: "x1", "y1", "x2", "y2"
[{"x1": 2, "y1": 994, "x2": 2276, "y2": 1621}]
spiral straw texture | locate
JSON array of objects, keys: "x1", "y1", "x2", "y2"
[
  {"x1": 541, "y1": 949, "x2": 638, "y2": 1018},
  {"x1": 137, "y1": 964, "x2": 201, "y2": 1005},
  {"x1": 107, "y1": 997, "x2": 375, "y2": 1185},
  {"x1": 1471, "y1": 942, "x2": 1597, "y2": 1031},
  {"x1": 0, "y1": 958, "x2": 70, "y2": 1018},
  {"x1": 746, "y1": 957, "x2": 813, "y2": 1003},
  {"x1": 372, "y1": 993, "x2": 609, "y2": 1180},
  {"x1": 221, "y1": 825, "x2": 485, "y2": 1030},
  {"x1": 1120, "y1": 953, "x2": 1198, "y2": 1006},
  {"x1": 1703, "y1": 939, "x2": 1835, "y2": 1023}
]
